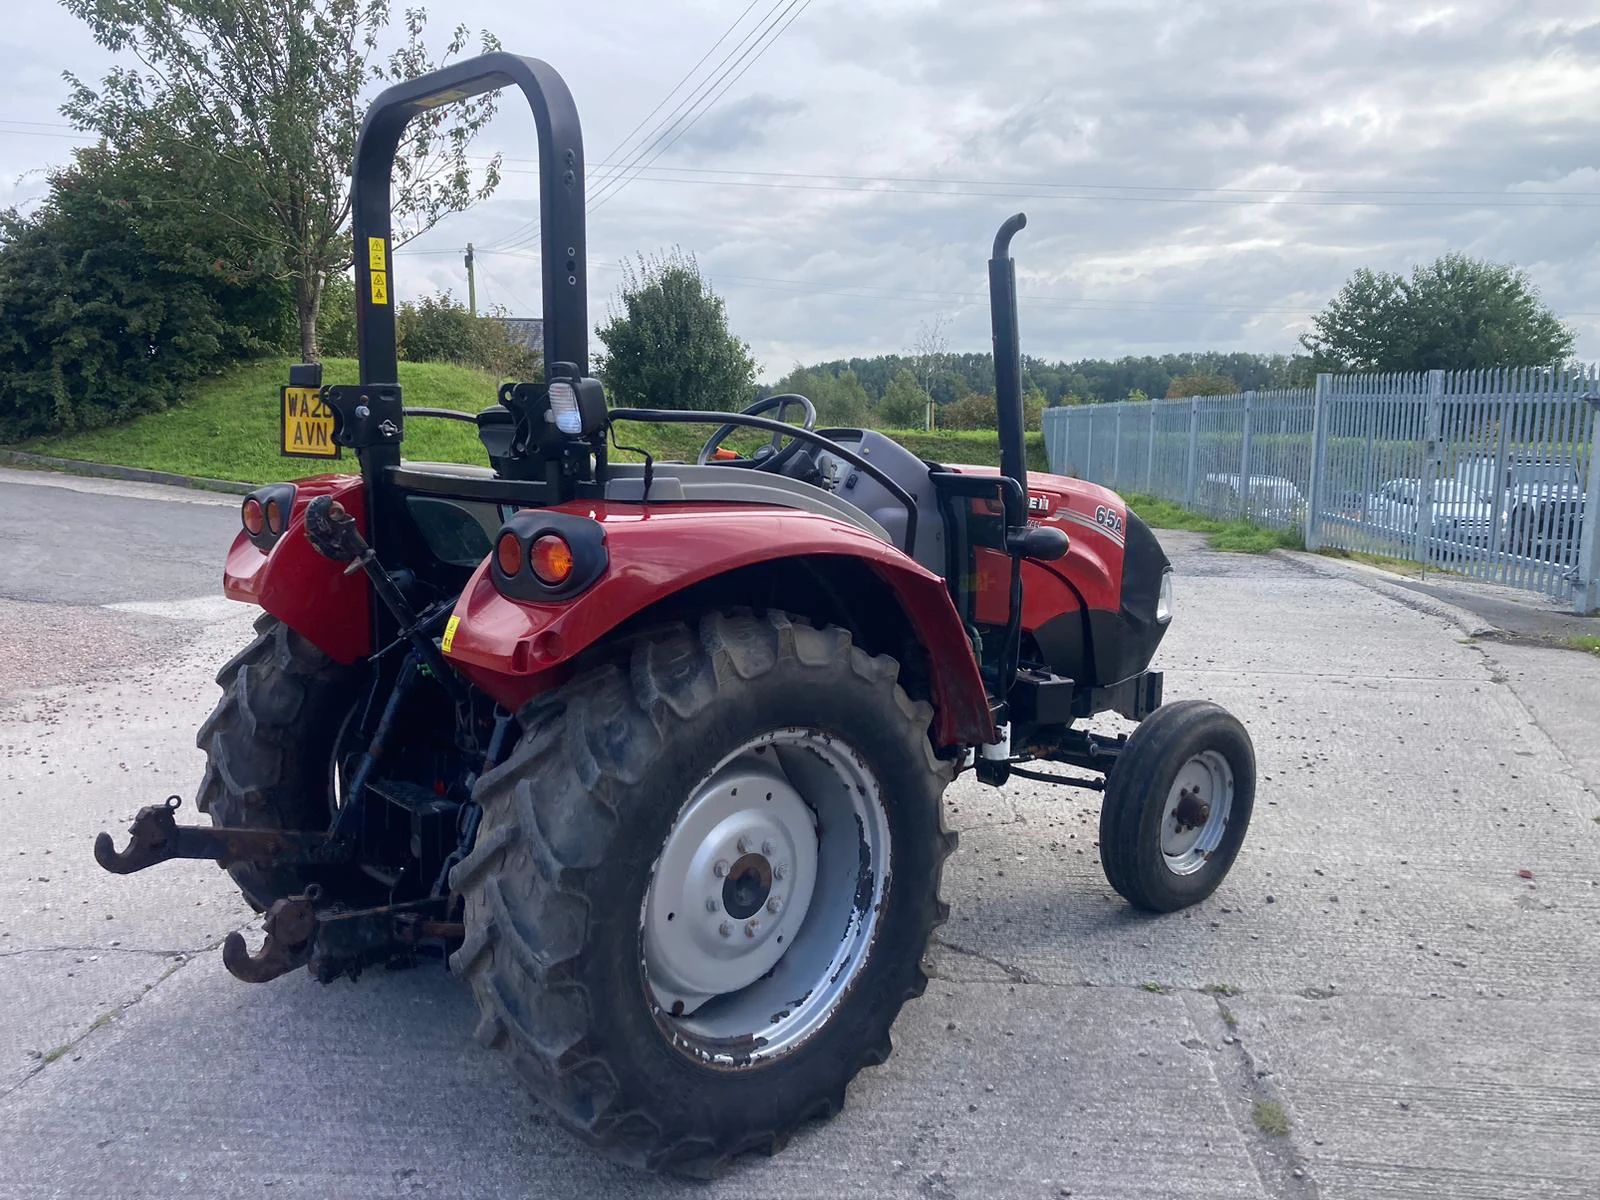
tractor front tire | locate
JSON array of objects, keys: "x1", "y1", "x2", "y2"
[
  {"x1": 195, "y1": 613, "x2": 366, "y2": 911},
  {"x1": 1099, "y1": 699, "x2": 1255, "y2": 913},
  {"x1": 451, "y1": 611, "x2": 955, "y2": 1176}
]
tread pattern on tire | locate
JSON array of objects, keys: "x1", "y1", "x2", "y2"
[
  {"x1": 451, "y1": 610, "x2": 956, "y2": 1176},
  {"x1": 194, "y1": 613, "x2": 358, "y2": 911}
]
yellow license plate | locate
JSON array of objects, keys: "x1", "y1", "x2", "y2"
[{"x1": 281, "y1": 386, "x2": 340, "y2": 459}]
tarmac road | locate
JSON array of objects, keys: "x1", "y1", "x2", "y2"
[{"x1": 3, "y1": 464, "x2": 1599, "y2": 1199}]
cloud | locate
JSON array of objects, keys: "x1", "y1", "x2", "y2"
[
  {"x1": 658, "y1": 93, "x2": 803, "y2": 156},
  {"x1": 10, "y1": 0, "x2": 1600, "y2": 374}
]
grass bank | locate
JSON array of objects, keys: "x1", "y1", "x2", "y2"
[
  {"x1": 1121, "y1": 492, "x2": 1304, "y2": 554},
  {"x1": 18, "y1": 356, "x2": 1046, "y2": 484}
]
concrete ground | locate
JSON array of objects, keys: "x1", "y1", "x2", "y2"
[{"x1": 2, "y1": 466, "x2": 1598, "y2": 1199}]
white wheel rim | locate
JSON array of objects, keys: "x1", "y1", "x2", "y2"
[
  {"x1": 1159, "y1": 750, "x2": 1234, "y2": 876},
  {"x1": 641, "y1": 728, "x2": 890, "y2": 1066}
]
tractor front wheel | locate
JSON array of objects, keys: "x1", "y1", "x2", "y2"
[
  {"x1": 1099, "y1": 699, "x2": 1255, "y2": 913},
  {"x1": 451, "y1": 611, "x2": 955, "y2": 1176}
]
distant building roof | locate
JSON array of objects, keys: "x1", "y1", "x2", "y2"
[{"x1": 494, "y1": 317, "x2": 544, "y2": 353}]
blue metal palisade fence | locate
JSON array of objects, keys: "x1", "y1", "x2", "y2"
[{"x1": 1040, "y1": 368, "x2": 1600, "y2": 613}]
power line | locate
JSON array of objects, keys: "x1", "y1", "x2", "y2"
[
  {"x1": 471, "y1": 155, "x2": 1600, "y2": 200},
  {"x1": 475, "y1": 262, "x2": 539, "y2": 316},
  {"x1": 478, "y1": 245, "x2": 1316, "y2": 317},
  {"x1": 587, "y1": 0, "x2": 813, "y2": 213},
  {"x1": 486, "y1": 161, "x2": 1600, "y2": 209},
  {"x1": 582, "y1": 0, "x2": 795, "y2": 213},
  {"x1": 480, "y1": 0, "x2": 767, "y2": 254},
  {"x1": 588, "y1": 0, "x2": 764, "y2": 181}
]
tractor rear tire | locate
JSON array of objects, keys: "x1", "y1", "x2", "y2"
[
  {"x1": 1099, "y1": 699, "x2": 1255, "y2": 913},
  {"x1": 195, "y1": 613, "x2": 367, "y2": 912},
  {"x1": 451, "y1": 611, "x2": 956, "y2": 1176}
]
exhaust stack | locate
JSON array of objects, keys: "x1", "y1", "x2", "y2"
[{"x1": 988, "y1": 213, "x2": 1029, "y2": 531}]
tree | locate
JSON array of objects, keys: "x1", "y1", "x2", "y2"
[
  {"x1": 595, "y1": 249, "x2": 757, "y2": 410},
  {"x1": 1301, "y1": 254, "x2": 1575, "y2": 371},
  {"x1": 1166, "y1": 372, "x2": 1238, "y2": 398},
  {"x1": 941, "y1": 393, "x2": 998, "y2": 430},
  {"x1": 909, "y1": 315, "x2": 950, "y2": 430},
  {"x1": 879, "y1": 368, "x2": 929, "y2": 428},
  {"x1": 771, "y1": 366, "x2": 871, "y2": 426},
  {"x1": 396, "y1": 290, "x2": 540, "y2": 376},
  {"x1": 0, "y1": 138, "x2": 289, "y2": 441},
  {"x1": 62, "y1": 0, "x2": 504, "y2": 360},
  {"x1": 1021, "y1": 385, "x2": 1046, "y2": 431}
]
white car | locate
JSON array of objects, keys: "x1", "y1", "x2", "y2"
[
  {"x1": 1197, "y1": 473, "x2": 1307, "y2": 527},
  {"x1": 1366, "y1": 478, "x2": 1497, "y2": 549}
]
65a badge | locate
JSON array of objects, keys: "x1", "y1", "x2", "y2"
[{"x1": 281, "y1": 386, "x2": 341, "y2": 459}]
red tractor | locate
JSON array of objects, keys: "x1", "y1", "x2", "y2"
[{"x1": 95, "y1": 54, "x2": 1255, "y2": 1175}]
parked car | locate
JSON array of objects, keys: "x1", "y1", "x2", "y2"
[
  {"x1": 1197, "y1": 473, "x2": 1307, "y2": 527},
  {"x1": 1452, "y1": 454, "x2": 1586, "y2": 561},
  {"x1": 1366, "y1": 477, "x2": 1498, "y2": 550}
]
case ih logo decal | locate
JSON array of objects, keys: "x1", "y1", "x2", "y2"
[{"x1": 1027, "y1": 493, "x2": 1053, "y2": 514}]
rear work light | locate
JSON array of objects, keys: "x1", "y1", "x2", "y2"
[
  {"x1": 241, "y1": 484, "x2": 297, "y2": 553},
  {"x1": 543, "y1": 366, "x2": 609, "y2": 438},
  {"x1": 547, "y1": 381, "x2": 584, "y2": 435}
]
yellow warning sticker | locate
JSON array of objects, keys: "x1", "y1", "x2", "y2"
[
  {"x1": 441, "y1": 615, "x2": 460, "y2": 654},
  {"x1": 367, "y1": 237, "x2": 387, "y2": 272},
  {"x1": 370, "y1": 270, "x2": 388, "y2": 305},
  {"x1": 280, "y1": 386, "x2": 340, "y2": 459}
]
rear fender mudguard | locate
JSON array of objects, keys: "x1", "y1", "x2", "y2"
[
  {"x1": 222, "y1": 475, "x2": 372, "y2": 664},
  {"x1": 443, "y1": 502, "x2": 994, "y2": 749}
]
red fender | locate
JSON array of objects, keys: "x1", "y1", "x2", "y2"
[
  {"x1": 222, "y1": 475, "x2": 372, "y2": 664},
  {"x1": 443, "y1": 502, "x2": 995, "y2": 749}
]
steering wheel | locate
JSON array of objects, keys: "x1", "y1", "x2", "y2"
[{"x1": 697, "y1": 393, "x2": 817, "y2": 471}]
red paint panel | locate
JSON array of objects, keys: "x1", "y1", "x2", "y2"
[
  {"x1": 945, "y1": 465, "x2": 1124, "y2": 620},
  {"x1": 222, "y1": 474, "x2": 372, "y2": 663},
  {"x1": 444, "y1": 502, "x2": 994, "y2": 748}
]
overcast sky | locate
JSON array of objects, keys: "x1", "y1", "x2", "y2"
[{"x1": 6, "y1": 0, "x2": 1600, "y2": 379}]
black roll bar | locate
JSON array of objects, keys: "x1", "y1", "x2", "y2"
[
  {"x1": 350, "y1": 52, "x2": 587, "y2": 433},
  {"x1": 346, "y1": 52, "x2": 587, "y2": 577}
]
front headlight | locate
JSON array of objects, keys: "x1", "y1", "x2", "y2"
[{"x1": 1156, "y1": 569, "x2": 1173, "y2": 623}]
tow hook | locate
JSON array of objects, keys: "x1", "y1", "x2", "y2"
[
  {"x1": 222, "y1": 886, "x2": 322, "y2": 982},
  {"x1": 92, "y1": 796, "x2": 351, "y2": 874},
  {"x1": 220, "y1": 893, "x2": 465, "y2": 985}
]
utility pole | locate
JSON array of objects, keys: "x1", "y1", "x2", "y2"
[{"x1": 464, "y1": 243, "x2": 477, "y2": 317}]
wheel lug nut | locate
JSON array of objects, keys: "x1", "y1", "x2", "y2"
[
  {"x1": 766, "y1": 896, "x2": 781, "y2": 914},
  {"x1": 745, "y1": 920, "x2": 759, "y2": 938},
  {"x1": 719, "y1": 921, "x2": 733, "y2": 938},
  {"x1": 773, "y1": 863, "x2": 787, "y2": 881},
  {"x1": 714, "y1": 859, "x2": 729, "y2": 878},
  {"x1": 705, "y1": 897, "x2": 719, "y2": 912},
  {"x1": 737, "y1": 836, "x2": 752, "y2": 854},
  {"x1": 761, "y1": 839, "x2": 774, "y2": 856}
]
